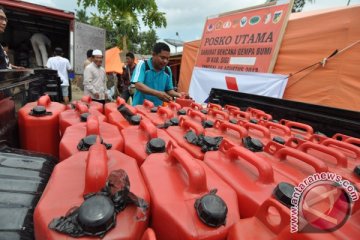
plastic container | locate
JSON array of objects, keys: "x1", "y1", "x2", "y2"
[
  {"x1": 34, "y1": 142, "x2": 150, "y2": 240},
  {"x1": 135, "y1": 100, "x2": 175, "y2": 125},
  {"x1": 59, "y1": 115, "x2": 123, "y2": 161},
  {"x1": 175, "y1": 95, "x2": 195, "y2": 108},
  {"x1": 238, "y1": 121, "x2": 272, "y2": 145},
  {"x1": 166, "y1": 117, "x2": 206, "y2": 160},
  {"x1": 104, "y1": 96, "x2": 126, "y2": 118},
  {"x1": 279, "y1": 119, "x2": 314, "y2": 140},
  {"x1": 59, "y1": 102, "x2": 106, "y2": 136},
  {"x1": 141, "y1": 228, "x2": 157, "y2": 240},
  {"x1": 121, "y1": 119, "x2": 177, "y2": 166},
  {"x1": 205, "y1": 120, "x2": 247, "y2": 145},
  {"x1": 18, "y1": 95, "x2": 66, "y2": 158},
  {"x1": 204, "y1": 140, "x2": 296, "y2": 218},
  {"x1": 206, "y1": 108, "x2": 229, "y2": 122},
  {"x1": 259, "y1": 120, "x2": 292, "y2": 144},
  {"x1": 246, "y1": 107, "x2": 272, "y2": 121},
  {"x1": 108, "y1": 110, "x2": 143, "y2": 131},
  {"x1": 333, "y1": 133, "x2": 360, "y2": 147},
  {"x1": 141, "y1": 143, "x2": 240, "y2": 240}
]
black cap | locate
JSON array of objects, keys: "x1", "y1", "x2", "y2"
[
  {"x1": 201, "y1": 109, "x2": 208, "y2": 115},
  {"x1": 78, "y1": 195, "x2": 115, "y2": 234},
  {"x1": 273, "y1": 182, "x2": 295, "y2": 208},
  {"x1": 194, "y1": 189, "x2": 227, "y2": 227},
  {"x1": 354, "y1": 165, "x2": 360, "y2": 178},
  {"x1": 82, "y1": 135, "x2": 98, "y2": 149},
  {"x1": 177, "y1": 109, "x2": 186, "y2": 115},
  {"x1": 229, "y1": 119, "x2": 238, "y2": 124},
  {"x1": 170, "y1": 117, "x2": 180, "y2": 126},
  {"x1": 150, "y1": 107, "x2": 158, "y2": 113},
  {"x1": 80, "y1": 113, "x2": 90, "y2": 122},
  {"x1": 31, "y1": 106, "x2": 47, "y2": 116},
  {"x1": 146, "y1": 138, "x2": 166, "y2": 154},
  {"x1": 315, "y1": 131, "x2": 327, "y2": 137},
  {"x1": 271, "y1": 119, "x2": 279, "y2": 123},
  {"x1": 202, "y1": 120, "x2": 214, "y2": 128},
  {"x1": 249, "y1": 119, "x2": 258, "y2": 124},
  {"x1": 273, "y1": 136, "x2": 286, "y2": 145},
  {"x1": 130, "y1": 115, "x2": 141, "y2": 125},
  {"x1": 242, "y1": 137, "x2": 264, "y2": 152}
]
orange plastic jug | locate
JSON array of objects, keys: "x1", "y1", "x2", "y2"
[
  {"x1": 59, "y1": 115, "x2": 123, "y2": 161},
  {"x1": 175, "y1": 95, "x2": 195, "y2": 108},
  {"x1": 279, "y1": 119, "x2": 314, "y2": 140},
  {"x1": 141, "y1": 228, "x2": 157, "y2": 240},
  {"x1": 77, "y1": 95, "x2": 104, "y2": 113},
  {"x1": 18, "y1": 95, "x2": 66, "y2": 158},
  {"x1": 205, "y1": 120, "x2": 247, "y2": 144},
  {"x1": 34, "y1": 142, "x2": 150, "y2": 240},
  {"x1": 246, "y1": 107, "x2": 273, "y2": 121},
  {"x1": 59, "y1": 102, "x2": 106, "y2": 136},
  {"x1": 121, "y1": 119, "x2": 177, "y2": 166},
  {"x1": 333, "y1": 133, "x2": 360, "y2": 146},
  {"x1": 104, "y1": 96, "x2": 126, "y2": 117},
  {"x1": 141, "y1": 143, "x2": 240, "y2": 240}
]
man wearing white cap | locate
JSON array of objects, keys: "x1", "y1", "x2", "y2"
[{"x1": 83, "y1": 49, "x2": 108, "y2": 104}]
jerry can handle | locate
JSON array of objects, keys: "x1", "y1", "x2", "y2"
[
  {"x1": 219, "y1": 139, "x2": 236, "y2": 153},
  {"x1": 143, "y1": 99, "x2": 155, "y2": 109},
  {"x1": 190, "y1": 102, "x2": 203, "y2": 110},
  {"x1": 346, "y1": 137, "x2": 360, "y2": 146},
  {"x1": 81, "y1": 95, "x2": 92, "y2": 103},
  {"x1": 168, "y1": 146, "x2": 208, "y2": 193},
  {"x1": 208, "y1": 108, "x2": 229, "y2": 120},
  {"x1": 84, "y1": 139, "x2": 108, "y2": 195},
  {"x1": 219, "y1": 121, "x2": 247, "y2": 138},
  {"x1": 179, "y1": 116, "x2": 204, "y2": 135},
  {"x1": 227, "y1": 146, "x2": 274, "y2": 184},
  {"x1": 257, "y1": 199, "x2": 290, "y2": 234},
  {"x1": 139, "y1": 119, "x2": 158, "y2": 139},
  {"x1": 224, "y1": 105, "x2": 239, "y2": 113},
  {"x1": 37, "y1": 94, "x2": 51, "y2": 107},
  {"x1": 187, "y1": 108, "x2": 206, "y2": 121},
  {"x1": 274, "y1": 147, "x2": 328, "y2": 173},
  {"x1": 285, "y1": 121, "x2": 314, "y2": 135},
  {"x1": 231, "y1": 110, "x2": 250, "y2": 120},
  {"x1": 261, "y1": 121, "x2": 291, "y2": 136},
  {"x1": 75, "y1": 102, "x2": 89, "y2": 114},
  {"x1": 298, "y1": 141, "x2": 348, "y2": 168},
  {"x1": 157, "y1": 106, "x2": 174, "y2": 118},
  {"x1": 242, "y1": 122, "x2": 271, "y2": 139},
  {"x1": 116, "y1": 96, "x2": 126, "y2": 106},
  {"x1": 247, "y1": 107, "x2": 265, "y2": 115},
  {"x1": 207, "y1": 103, "x2": 222, "y2": 110},
  {"x1": 86, "y1": 115, "x2": 100, "y2": 136},
  {"x1": 322, "y1": 138, "x2": 360, "y2": 158},
  {"x1": 168, "y1": 101, "x2": 181, "y2": 111},
  {"x1": 309, "y1": 134, "x2": 328, "y2": 144},
  {"x1": 258, "y1": 113, "x2": 272, "y2": 121}
]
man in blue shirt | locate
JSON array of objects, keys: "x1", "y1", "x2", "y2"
[{"x1": 131, "y1": 42, "x2": 181, "y2": 106}]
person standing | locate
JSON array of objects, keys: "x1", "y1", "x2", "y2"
[
  {"x1": 30, "y1": 33, "x2": 51, "y2": 67},
  {"x1": 117, "y1": 52, "x2": 136, "y2": 102},
  {"x1": 83, "y1": 49, "x2": 107, "y2": 104},
  {"x1": 131, "y1": 42, "x2": 181, "y2": 106},
  {"x1": 46, "y1": 47, "x2": 72, "y2": 104},
  {"x1": 0, "y1": 6, "x2": 10, "y2": 69},
  {"x1": 83, "y1": 49, "x2": 93, "y2": 69}
]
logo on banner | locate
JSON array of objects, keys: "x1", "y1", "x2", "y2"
[
  {"x1": 249, "y1": 16, "x2": 261, "y2": 25},
  {"x1": 240, "y1": 16, "x2": 247, "y2": 27},
  {"x1": 232, "y1": 19, "x2": 240, "y2": 28},
  {"x1": 215, "y1": 21, "x2": 223, "y2": 30},
  {"x1": 273, "y1": 10, "x2": 283, "y2": 24},
  {"x1": 223, "y1": 20, "x2": 232, "y2": 29},
  {"x1": 207, "y1": 23, "x2": 215, "y2": 32},
  {"x1": 264, "y1": 13, "x2": 271, "y2": 24}
]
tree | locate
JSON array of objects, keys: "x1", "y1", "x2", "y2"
[
  {"x1": 75, "y1": 8, "x2": 89, "y2": 23},
  {"x1": 77, "y1": 0, "x2": 167, "y2": 51},
  {"x1": 132, "y1": 29, "x2": 159, "y2": 55},
  {"x1": 266, "y1": 0, "x2": 315, "y2": 13}
]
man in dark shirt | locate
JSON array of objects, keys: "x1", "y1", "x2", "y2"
[
  {"x1": 0, "y1": 6, "x2": 9, "y2": 70},
  {"x1": 117, "y1": 52, "x2": 136, "y2": 102}
]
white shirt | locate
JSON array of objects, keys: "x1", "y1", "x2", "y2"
[
  {"x1": 46, "y1": 56, "x2": 72, "y2": 86},
  {"x1": 83, "y1": 62, "x2": 107, "y2": 100}
]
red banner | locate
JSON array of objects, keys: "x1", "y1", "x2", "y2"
[{"x1": 195, "y1": 1, "x2": 293, "y2": 73}]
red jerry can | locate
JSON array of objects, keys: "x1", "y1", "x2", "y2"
[
  {"x1": 104, "y1": 96, "x2": 126, "y2": 118},
  {"x1": 205, "y1": 120, "x2": 247, "y2": 145},
  {"x1": 166, "y1": 101, "x2": 182, "y2": 116},
  {"x1": 79, "y1": 95, "x2": 104, "y2": 113},
  {"x1": 121, "y1": 119, "x2": 177, "y2": 166},
  {"x1": 59, "y1": 102, "x2": 106, "y2": 136},
  {"x1": 185, "y1": 108, "x2": 208, "y2": 125},
  {"x1": 135, "y1": 100, "x2": 175, "y2": 125},
  {"x1": 259, "y1": 120, "x2": 292, "y2": 144},
  {"x1": 141, "y1": 228, "x2": 157, "y2": 240},
  {"x1": 18, "y1": 95, "x2": 66, "y2": 158},
  {"x1": 224, "y1": 104, "x2": 240, "y2": 113},
  {"x1": 279, "y1": 119, "x2": 314, "y2": 140},
  {"x1": 238, "y1": 121, "x2": 272, "y2": 145},
  {"x1": 141, "y1": 143, "x2": 240, "y2": 240},
  {"x1": 34, "y1": 142, "x2": 150, "y2": 240},
  {"x1": 175, "y1": 95, "x2": 195, "y2": 108},
  {"x1": 108, "y1": 110, "x2": 143, "y2": 131},
  {"x1": 246, "y1": 107, "x2": 272, "y2": 121},
  {"x1": 228, "y1": 109, "x2": 251, "y2": 122},
  {"x1": 206, "y1": 108, "x2": 229, "y2": 122},
  {"x1": 207, "y1": 103, "x2": 222, "y2": 110},
  {"x1": 166, "y1": 117, "x2": 206, "y2": 160},
  {"x1": 204, "y1": 140, "x2": 296, "y2": 218},
  {"x1": 179, "y1": 102, "x2": 204, "y2": 115},
  {"x1": 333, "y1": 133, "x2": 360, "y2": 146},
  {"x1": 59, "y1": 115, "x2": 123, "y2": 161}
]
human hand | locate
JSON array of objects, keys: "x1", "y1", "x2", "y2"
[
  {"x1": 156, "y1": 91, "x2": 173, "y2": 102},
  {"x1": 94, "y1": 93, "x2": 100, "y2": 99}
]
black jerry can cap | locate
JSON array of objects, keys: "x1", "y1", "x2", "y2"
[
  {"x1": 229, "y1": 119, "x2": 238, "y2": 124},
  {"x1": 202, "y1": 120, "x2": 214, "y2": 128},
  {"x1": 150, "y1": 107, "x2": 158, "y2": 113},
  {"x1": 242, "y1": 136, "x2": 264, "y2": 152},
  {"x1": 195, "y1": 189, "x2": 228, "y2": 228},
  {"x1": 201, "y1": 109, "x2": 208, "y2": 115},
  {"x1": 249, "y1": 119, "x2": 258, "y2": 124},
  {"x1": 130, "y1": 115, "x2": 141, "y2": 125},
  {"x1": 273, "y1": 136, "x2": 286, "y2": 145},
  {"x1": 273, "y1": 182, "x2": 295, "y2": 208},
  {"x1": 80, "y1": 113, "x2": 90, "y2": 122},
  {"x1": 146, "y1": 138, "x2": 166, "y2": 154},
  {"x1": 78, "y1": 195, "x2": 115, "y2": 235},
  {"x1": 31, "y1": 106, "x2": 47, "y2": 116},
  {"x1": 354, "y1": 165, "x2": 360, "y2": 177},
  {"x1": 170, "y1": 117, "x2": 180, "y2": 126},
  {"x1": 177, "y1": 109, "x2": 186, "y2": 115}
]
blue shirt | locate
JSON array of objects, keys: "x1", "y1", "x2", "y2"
[{"x1": 131, "y1": 58, "x2": 173, "y2": 106}]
